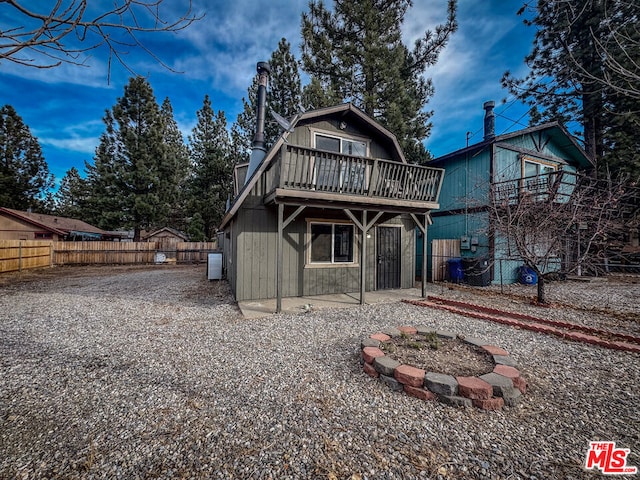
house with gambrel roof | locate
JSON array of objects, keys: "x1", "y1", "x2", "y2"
[{"x1": 219, "y1": 66, "x2": 445, "y2": 311}]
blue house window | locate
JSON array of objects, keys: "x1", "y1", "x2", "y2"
[
  {"x1": 522, "y1": 159, "x2": 556, "y2": 192},
  {"x1": 309, "y1": 222, "x2": 354, "y2": 263}
]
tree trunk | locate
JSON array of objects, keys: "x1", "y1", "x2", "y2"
[{"x1": 537, "y1": 273, "x2": 546, "y2": 304}]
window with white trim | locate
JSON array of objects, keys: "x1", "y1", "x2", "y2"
[
  {"x1": 309, "y1": 222, "x2": 354, "y2": 263},
  {"x1": 313, "y1": 132, "x2": 368, "y2": 191},
  {"x1": 316, "y1": 133, "x2": 367, "y2": 156},
  {"x1": 522, "y1": 158, "x2": 556, "y2": 192}
]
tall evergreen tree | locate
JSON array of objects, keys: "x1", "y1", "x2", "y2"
[
  {"x1": 234, "y1": 78, "x2": 258, "y2": 165},
  {"x1": 160, "y1": 97, "x2": 190, "y2": 231},
  {"x1": 83, "y1": 110, "x2": 127, "y2": 230},
  {"x1": 301, "y1": 0, "x2": 457, "y2": 164},
  {"x1": 301, "y1": 76, "x2": 342, "y2": 111},
  {"x1": 0, "y1": 105, "x2": 54, "y2": 210},
  {"x1": 86, "y1": 77, "x2": 169, "y2": 240},
  {"x1": 266, "y1": 38, "x2": 303, "y2": 145},
  {"x1": 188, "y1": 95, "x2": 232, "y2": 239},
  {"x1": 502, "y1": 0, "x2": 640, "y2": 176},
  {"x1": 54, "y1": 166, "x2": 88, "y2": 218}
]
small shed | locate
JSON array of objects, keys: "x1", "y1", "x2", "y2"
[{"x1": 143, "y1": 227, "x2": 189, "y2": 262}]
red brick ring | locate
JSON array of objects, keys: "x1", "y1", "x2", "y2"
[{"x1": 360, "y1": 325, "x2": 527, "y2": 411}]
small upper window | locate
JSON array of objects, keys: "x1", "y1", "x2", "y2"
[
  {"x1": 523, "y1": 159, "x2": 556, "y2": 192},
  {"x1": 315, "y1": 134, "x2": 367, "y2": 157}
]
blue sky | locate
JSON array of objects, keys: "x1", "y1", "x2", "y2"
[{"x1": 0, "y1": 1, "x2": 536, "y2": 186}]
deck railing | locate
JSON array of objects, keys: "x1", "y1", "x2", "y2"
[
  {"x1": 491, "y1": 171, "x2": 577, "y2": 204},
  {"x1": 273, "y1": 144, "x2": 444, "y2": 203}
]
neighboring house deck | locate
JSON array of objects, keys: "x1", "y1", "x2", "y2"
[
  {"x1": 424, "y1": 101, "x2": 593, "y2": 284},
  {"x1": 221, "y1": 103, "x2": 444, "y2": 310}
]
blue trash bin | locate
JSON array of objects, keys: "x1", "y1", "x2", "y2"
[
  {"x1": 519, "y1": 266, "x2": 538, "y2": 285},
  {"x1": 447, "y1": 258, "x2": 464, "y2": 283}
]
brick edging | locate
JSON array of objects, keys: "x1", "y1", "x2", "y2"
[
  {"x1": 404, "y1": 298, "x2": 640, "y2": 354},
  {"x1": 361, "y1": 327, "x2": 527, "y2": 411}
]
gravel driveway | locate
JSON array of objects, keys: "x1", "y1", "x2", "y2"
[{"x1": 1, "y1": 265, "x2": 638, "y2": 479}]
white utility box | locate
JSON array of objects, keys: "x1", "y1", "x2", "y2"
[{"x1": 207, "y1": 253, "x2": 223, "y2": 280}]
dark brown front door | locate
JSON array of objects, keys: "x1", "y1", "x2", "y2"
[{"x1": 377, "y1": 226, "x2": 401, "y2": 289}]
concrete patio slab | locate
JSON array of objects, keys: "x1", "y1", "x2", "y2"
[{"x1": 238, "y1": 288, "x2": 424, "y2": 319}]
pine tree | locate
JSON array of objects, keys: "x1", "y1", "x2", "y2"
[
  {"x1": 83, "y1": 110, "x2": 127, "y2": 230},
  {"x1": 301, "y1": 0, "x2": 457, "y2": 164},
  {"x1": 85, "y1": 77, "x2": 168, "y2": 240},
  {"x1": 160, "y1": 97, "x2": 190, "y2": 231},
  {"x1": 502, "y1": 0, "x2": 640, "y2": 176},
  {"x1": 301, "y1": 76, "x2": 342, "y2": 111},
  {"x1": 187, "y1": 212, "x2": 206, "y2": 241},
  {"x1": 188, "y1": 95, "x2": 232, "y2": 239},
  {"x1": 265, "y1": 38, "x2": 303, "y2": 145},
  {"x1": 54, "y1": 167, "x2": 88, "y2": 218},
  {"x1": 233, "y1": 79, "x2": 258, "y2": 165},
  {"x1": 0, "y1": 104, "x2": 54, "y2": 210}
]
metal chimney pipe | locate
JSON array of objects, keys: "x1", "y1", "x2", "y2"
[
  {"x1": 244, "y1": 62, "x2": 271, "y2": 184},
  {"x1": 483, "y1": 100, "x2": 495, "y2": 142},
  {"x1": 252, "y1": 61, "x2": 270, "y2": 151}
]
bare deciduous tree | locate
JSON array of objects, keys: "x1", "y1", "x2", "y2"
[
  {"x1": 490, "y1": 170, "x2": 635, "y2": 303},
  {"x1": 0, "y1": 1, "x2": 202, "y2": 79}
]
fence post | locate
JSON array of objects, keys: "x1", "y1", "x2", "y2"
[
  {"x1": 18, "y1": 241, "x2": 22, "y2": 272},
  {"x1": 50, "y1": 242, "x2": 53, "y2": 267},
  {"x1": 499, "y1": 258, "x2": 503, "y2": 294}
]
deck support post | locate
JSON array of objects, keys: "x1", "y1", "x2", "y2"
[
  {"x1": 276, "y1": 204, "x2": 306, "y2": 314},
  {"x1": 411, "y1": 213, "x2": 432, "y2": 298},
  {"x1": 360, "y1": 210, "x2": 367, "y2": 305},
  {"x1": 344, "y1": 209, "x2": 383, "y2": 305},
  {"x1": 276, "y1": 203, "x2": 284, "y2": 313}
]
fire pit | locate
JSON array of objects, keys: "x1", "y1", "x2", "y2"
[{"x1": 360, "y1": 325, "x2": 527, "y2": 410}]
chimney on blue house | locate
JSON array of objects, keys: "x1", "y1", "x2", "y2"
[{"x1": 483, "y1": 100, "x2": 495, "y2": 142}]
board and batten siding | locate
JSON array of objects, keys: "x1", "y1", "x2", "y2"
[
  {"x1": 230, "y1": 205, "x2": 417, "y2": 301},
  {"x1": 435, "y1": 150, "x2": 491, "y2": 213},
  {"x1": 290, "y1": 119, "x2": 393, "y2": 161},
  {"x1": 234, "y1": 205, "x2": 277, "y2": 301}
]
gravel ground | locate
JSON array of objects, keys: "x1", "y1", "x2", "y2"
[{"x1": 1, "y1": 265, "x2": 639, "y2": 479}]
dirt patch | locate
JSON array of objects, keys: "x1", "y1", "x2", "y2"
[{"x1": 380, "y1": 335, "x2": 494, "y2": 377}]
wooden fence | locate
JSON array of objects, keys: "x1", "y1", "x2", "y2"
[
  {"x1": 54, "y1": 241, "x2": 157, "y2": 265},
  {"x1": 175, "y1": 242, "x2": 218, "y2": 263},
  {"x1": 0, "y1": 240, "x2": 219, "y2": 273},
  {"x1": 0, "y1": 240, "x2": 53, "y2": 273},
  {"x1": 431, "y1": 238, "x2": 461, "y2": 282}
]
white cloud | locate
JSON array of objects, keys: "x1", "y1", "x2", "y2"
[
  {"x1": 36, "y1": 120, "x2": 103, "y2": 155},
  {"x1": 170, "y1": 0, "x2": 307, "y2": 96}
]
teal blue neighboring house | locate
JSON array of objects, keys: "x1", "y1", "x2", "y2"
[{"x1": 420, "y1": 101, "x2": 593, "y2": 285}]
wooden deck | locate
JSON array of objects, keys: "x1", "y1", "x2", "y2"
[{"x1": 264, "y1": 144, "x2": 444, "y2": 212}]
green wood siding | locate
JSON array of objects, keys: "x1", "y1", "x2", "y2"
[
  {"x1": 290, "y1": 119, "x2": 393, "y2": 161},
  {"x1": 436, "y1": 150, "x2": 491, "y2": 212},
  {"x1": 230, "y1": 207, "x2": 416, "y2": 301},
  {"x1": 495, "y1": 133, "x2": 582, "y2": 184}
]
